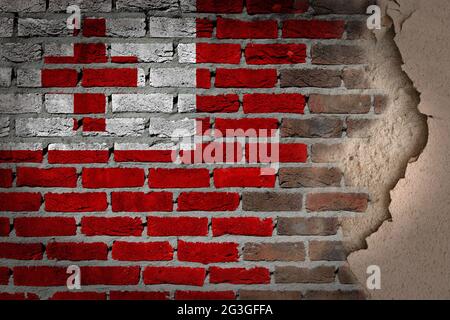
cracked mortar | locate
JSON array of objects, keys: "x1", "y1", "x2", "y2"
[{"x1": 348, "y1": 0, "x2": 450, "y2": 299}]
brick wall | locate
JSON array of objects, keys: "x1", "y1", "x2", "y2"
[{"x1": 0, "y1": 0, "x2": 380, "y2": 300}]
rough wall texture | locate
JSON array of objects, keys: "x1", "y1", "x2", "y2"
[
  {"x1": 349, "y1": 0, "x2": 450, "y2": 299},
  {"x1": 0, "y1": 0, "x2": 434, "y2": 300}
]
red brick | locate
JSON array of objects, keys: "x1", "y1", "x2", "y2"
[
  {"x1": 247, "y1": 0, "x2": 309, "y2": 13},
  {"x1": 215, "y1": 68, "x2": 277, "y2": 88},
  {"x1": 112, "y1": 241, "x2": 173, "y2": 261},
  {"x1": 178, "y1": 240, "x2": 239, "y2": 264},
  {"x1": 83, "y1": 18, "x2": 106, "y2": 37},
  {"x1": 0, "y1": 218, "x2": 10, "y2": 236},
  {"x1": 306, "y1": 193, "x2": 369, "y2": 212},
  {"x1": 110, "y1": 291, "x2": 169, "y2": 300},
  {"x1": 0, "y1": 267, "x2": 10, "y2": 285},
  {"x1": 243, "y1": 93, "x2": 305, "y2": 113},
  {"x1": 245, "y1": 44, "x2": 307, "y2": 64},
  {"x1": 114, "y1": 149, "x2": 175, "y2": 163},
  {"x1": 196, "y1": 18, "x2": 213, "y2": 38},
  {"x1": 14, "y1": 267, "x2": 67, "y2": 286},
  {"x1": 197, "y1": 0, "x2": 243, "y2": 13},
  {"x1": 0, "y1": 243, "x2": 43, "y2": 260},
  {"x1": 82, "y1": 68, "x2": 139, "y2": 87},
  {"x1": 175, "y1": 291, "x2": 236, "y2": 300},
  {"x1": 196, "y1": 43, "x2": 241, "y2": 64},
  {"x1": 0, "y1": 150, "x2": 42, "y2": 163},
  {"x1": 0, "y1": 292, "x2": 38, "y2": 300},
  {"x1": 177, "y1": 192, "x2": 239, "y2": 211},
  {"x1": 81, "y1": 266, "x2": 140, "y2": 285},
  {"x1": 81, "y1": 217, "x2": 143, "y2": 236},
  {"x1": 50, "y1": 292, "x2": 106, "y2": 300},
  {"x1": 196, "y1": 68, "x2": 211, "y2": 89},
  {"x1": 197, "y1": 117, "x2": 211, "y2": 135},
  {"x1": 197, "y1": 94, "x2": 240, "y2": 113},
  {"x1": 14, "y1": 217, "x2": 76, "y2": 237},
  {"x1": 217, "y1": 18, "x2": 278, "y2": 39},
  {"x1": 45, "y1": 43, "x2": 107, "y2": 64},
  {"x1": 149, "y1": 168, "x2": 210, "y2": 188},
  {"x1": 209, "y1": 267, "x2": 270, "y2": 284},
  {"x1": 180, "y1": 142, "x2": 243, "y2": 164},
  {"x1": 74, "y1": 43, "x2": 107, "y2": 63},
  {"x1": 215, "y1": 118, "x2": 278, "y2": 137},
  {"x1": 16, "y1": 167, "x2": 77, "y2": 188},
  {"x1": 45, "y1": 192, "x2": 107, "y2": 212},
  {"x1": 46, "y1": 242, "x2": 108, "y2": 261},
  {"x1": 0, "y1": 193, "x2": 41, "y2": 211},
  {"x1": 48, "y1": 150, "x2": 109, "y2": 164},
  {"x1": 82, "y1": 118, "x2": 106, "y2": 132},
  {"x1": 147, "y1": 217, "x2": 208, "y2": 236},
  {"x1": 214, "y1": 168, "x2": 275, "y2": 188},
  {"x1": 144, "y1": 267, "x2": 206, "y2": 286},
  {"x1": 42, "y1": 69, "x2": 78, "y2": 87},
  {"x1": 111, "y1": 192, "x2": 173, "y2": 212},
  {"x1": 283, "y1": 20, "x2": 345, "y2": 39},
  {"x1": 82, "y1": 168, "x2": 145, "y2": 188},
  {"x1": 246, "y1": 143, "x2": 308, "y2": 163},
  {"x1": 0, "y1": 169, "x2": 12, "y2": 187},
  {"x1": 212, "y1": 217, "x2": 273, "y2": 237},
  {"x1": 74, "y1": 93, "x2": 106, "y2": 114}
]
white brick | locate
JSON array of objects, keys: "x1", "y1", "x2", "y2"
[
  {"x1": 149, "y1": 17, "x2": 196, "y2": 38},
  {"x1": 45, "y1": 94, "x2": 74, "y2": 113},
  {"x1": 116, "y1": 0, "x2": 178, "y2": 11},
  {"x1": 0, "y1": 143, "x2": 42, "y2": 151},
  {"x1": 0, "y1": 94, "x2": 42, "y2": 114},
  {"x1": 178, "y1": 43, "x2": 196, "y2": 63},
  {"x1": 0, "y1": 17, "x2": 13, "y2": 37},
  {"x1": 18, "y1": 18, "x2": 70, "y2": 37},
  {"x1": 0, "y1": 0, "x2": 45, "y2": 12},
  {"x1": 0, "y1": 67, "x2": 12, "y2": 87},
  {"x1": 106, "y1": 118, "x2": 146, "y2": 137},
  {"x1": 137, "y1": 68, "x2": 146, "y2": 87},
  {"x1": 49, "y1": 143, "x2": 108, "y2": 151},
  {"x1": 48, "y1": 0, "x2": 112, "y2": 12},
  {"x1": 112, "y1": 94, "x2": 173, "y2": 113},
  {"x1": 16, "y1": 118, "x2": 75, "y2": 137},
  {"x1": 180, "y1": 0, "x2": 196, "y2": 12},
  {"x1": 0, "y1": 43, "x2": 42, "y2": 63},
  {"x1": 0, "y1": 117, "x2": 9, "y2": 137},
  {"x1": 107, "y1": 17, "x2": 146, "y2": 37},
  {"x1": 44, "y1": 43, "x2": 74, "y2": 57},
  {"x1": 110, "y1": 43, "x2": 173, "y2": 63},
  {"x1": 17, "y1": 69, "x2": 41, "y2": 87},
  {"x1": 149, "y1": 118, "x2": 196, "y2": 138},
  {"x1": 114, "y1": 142, "x2": 176, "y2": 151},
  {"x1": 84, "y1": 118, "x2": 147, "y2": 137},
  {"x1": 150, "y1": 68, "x2": 196, "y2": 88},
  {"x1": 178, "y1": 94, "x2": 196, "y2": 113}
]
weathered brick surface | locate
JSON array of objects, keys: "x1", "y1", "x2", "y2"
[
  {"x1": 277, "y1": 217, "x2": 339, "y2": 236},
  {"x1": 281, "y1": 118, "x2": 343, "y2": 138},
  {"x1": 243, "y1": 242, "x2": 305, "y2": 261},
  {"x1": 275, "y1": 266, "x2": 336, "y2": 283},
  {"x1": 279, "y1": 167, "x2": 343, "y2": 188},
  {"x1": 312, "y1": 44, "x2": 367, "y2": 65},
  {"x1": 0, "y1": 0, "x2": 377, "y2": 300},
  {"x1": 281, "y1": 69, "x2": 342, "y2": 88}
]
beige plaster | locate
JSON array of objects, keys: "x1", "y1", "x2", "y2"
[{"x1": 348, "y1": 0, "x2": 450, "y2": 299}]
